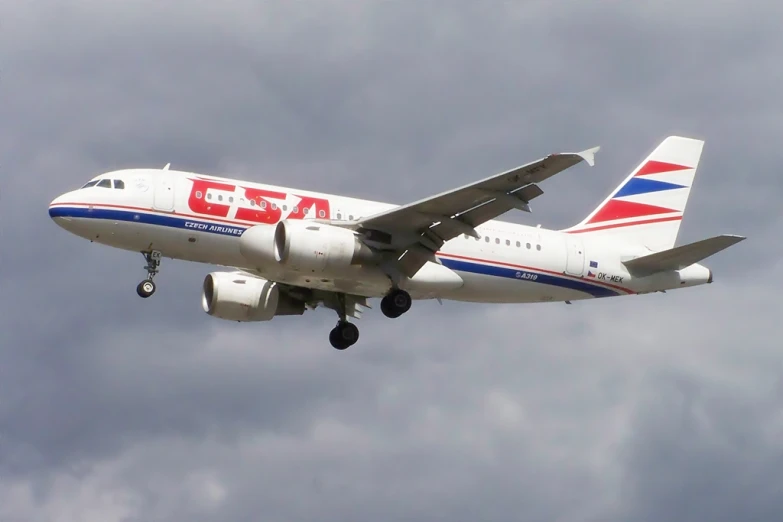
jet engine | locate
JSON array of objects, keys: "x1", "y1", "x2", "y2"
[
  {"x1": 202, "y1": 271, "x2": 305, "y2": 322},
  {"x1": 239, "y1": 220, "x2": 375, "y2": 274}
]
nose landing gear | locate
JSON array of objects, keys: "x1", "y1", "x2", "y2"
[{"x1": 136, "y1": 250, "x2": 161, "y2": 298}]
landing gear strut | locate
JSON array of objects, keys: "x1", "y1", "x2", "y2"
[
  {"x1": 328, "y1": 293, "x2": 360, "y2": 350},
  {"x1": 381, "y1": 288, "x2": 412, "y2": 318},
  {"x1": 136, "y1": 250, "x2": 161, "y2": 298}
]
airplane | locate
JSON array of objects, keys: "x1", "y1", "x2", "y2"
[{"x1": 49, "y1": 136, "x2": 745, "y2": 350}]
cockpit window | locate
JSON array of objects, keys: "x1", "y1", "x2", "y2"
[
  {"x1": 97, "y1": 179, "x2": 111, "y2": 188},
  {"x1": 114, "y1": 179, "x2": 125, "y2": 189},
  {"x1": 81, "y1": 180, "x2": 99, "y2": 188}
]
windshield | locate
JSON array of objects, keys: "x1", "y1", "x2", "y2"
[{"x1": 80, "y1": 178, "x2": 127, "y2": 189}]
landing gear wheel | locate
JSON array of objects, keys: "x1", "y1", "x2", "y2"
[
  {"x1": 329, "y1": 321, "x2": 360, "y2": 350},
  {"x1": 136, "y1": 279, "x2": 156, "y2": 298},
  {"x1": 381, "y1": 289, "x2": 412, "y2": 318},
  {"x1": 137, "y1": 250, "x2": 162, "y2": 298}
]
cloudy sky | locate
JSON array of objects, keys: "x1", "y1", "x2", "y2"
[{"x1": 2, "y1": 1, "x2": 783, "y2": 520}]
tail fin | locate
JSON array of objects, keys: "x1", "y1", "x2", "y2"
[{"x1": 564, "y1": 136, "x2": 705, "y2": 252}]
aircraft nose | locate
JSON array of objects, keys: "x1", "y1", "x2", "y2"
[
  {"x1": 48, "y1": 192, "x2": 77, "y2": 223},
  {"x1": 49, "y1": 194, "x2": 65, "y2": 219}
]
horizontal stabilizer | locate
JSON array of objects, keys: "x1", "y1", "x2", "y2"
[{"x1": 622, "y1": 234, "x2": 746, "y2": 277}]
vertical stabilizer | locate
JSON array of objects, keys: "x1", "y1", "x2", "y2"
[{"x1": 564, "y1": 136, "x2": 704, "y2": 252}]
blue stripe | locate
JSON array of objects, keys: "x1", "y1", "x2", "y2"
[
  {"x1": 49, "y1": 206, "x2": 248, "y2": 237},
  {"x1": 51, "y1": 206, "x2": 622, "y2": 297},
  {"x1": 614, "y1": 177, "x2": 685, "y2": 198},
  {"x1": 439, "y1": 258, "x2": 620, "y2": 298}
]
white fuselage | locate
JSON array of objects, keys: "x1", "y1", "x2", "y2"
[{"x1": 49, "y1": 168, "x2": 712, "y2": 303}]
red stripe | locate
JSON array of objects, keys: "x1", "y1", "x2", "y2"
[
  {"x1": 567, "y1": 215, "x2": 682, "y2": 233},
  {"x1": 586, "y1": 199, "x2": 677, "y2": 224},
  {"x1": 436, "y1": 252, "x2": 634, "y2": 294},
  {"x1": 635, "y1": 160, "x2": 692, "y2": 176}
]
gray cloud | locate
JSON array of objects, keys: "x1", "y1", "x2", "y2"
[{"x1": 2, "y1": 0, "x2": 782, "y2": 520}]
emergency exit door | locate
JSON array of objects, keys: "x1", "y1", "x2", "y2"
[{"x1": 153, "y1": 174, "x2": 175, "y2": 211}]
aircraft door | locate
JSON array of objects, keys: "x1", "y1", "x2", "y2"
[
  {"x1": 564, "y1": 235, "x2": 585, "y2": 276},
  {"x1": 153, "y1": 173, "x2": 175, "y2": 211}
]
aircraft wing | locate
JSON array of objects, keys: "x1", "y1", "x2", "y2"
[{"x1": 355, "y1": 146, "x2": 600, "y2": 277}]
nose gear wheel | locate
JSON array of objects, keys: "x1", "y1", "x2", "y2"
[{"x1": 136, "y1": 250, "x2": 162, "y2": 298}]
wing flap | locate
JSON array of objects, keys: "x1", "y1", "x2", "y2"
[
  {"x1": 396, "y1": 247, "x2": 436, "y2": 278},
  {"x1": 622, "y1": 234, "x2": 746, "y2": 277}
]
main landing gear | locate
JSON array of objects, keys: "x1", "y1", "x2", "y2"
[
  {"x1": 329, "y1": 321, "x2": 359, "y2": 350},
  {"x1": 380, "y1": 288, "x2": 412, "y2": 319},
  {"x1": 329, "y1": 293, "x2": 360, "y2": 350},
  {"x1": 328, "y1": 289, "x2": 412, "y2": 350},
  {"x1": 136, "y1": 250, "x2": 161, "y2": 298}
]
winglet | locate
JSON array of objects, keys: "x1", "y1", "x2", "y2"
[{"x1": 577, "y1": 146, "x2": 600, "y2": 167}]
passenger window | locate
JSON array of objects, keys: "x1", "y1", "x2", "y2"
[
  {"x1": 97, "y1": 179, "x2": 111, "y2": 188},
  {"x1": 293, "y1": 206, "x2": 299, "y2": 214},
  {"x1": 526, "y1": 243, "x2": 531, "y2": 249},
  {"x1": 207, "y1": 193, "x2": 213, "y2": 200},
  {"x1": 114, "y1": 180, "x2": 125, "y2": 189},
  {"x1": 536, "y1": 244, "x2": 541, "y2": 251},
  {"x1": 505, "y1": 239, "x2": 510, "y2": 246},
  {"x1": 516, "y1": 241, "x2": 520, "y2": 247},
  {"x1": 319, "y1": 210, "x2": 326, "y2": 218},
  {"x1": 218, "y1": 195, "x2": 223, "y2": 201},
  {"x1": 336, "y1": 212, "x2": 342, "y2": 220},
  {"x1": 485, "y1": 236, "x2": 490, "y2": 243},
  {"x1": 229, "y1": 196, "x2": 234, "y2": 203},
  {"x1": 495, "y1": 238, "x2": 500, "y2": 244}
]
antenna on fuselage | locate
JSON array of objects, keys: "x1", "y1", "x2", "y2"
[{"x1": 163, "y1": 163, "x2": 170, "y2": 171}]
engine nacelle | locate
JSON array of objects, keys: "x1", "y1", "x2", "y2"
[
  {"x1": 239, "y1": 220, "x2": 375, "y2": 274},
  {"x1": 201, "y1": 271, "x2": 305, "y2": 322}
]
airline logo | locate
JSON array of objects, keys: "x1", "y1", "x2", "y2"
[
  {"x1": 585, "y1": 160, "x2": 692, "y2": 225},
  {"x1": 187, "y1": 178, "x2": 331, "y2": 224}
]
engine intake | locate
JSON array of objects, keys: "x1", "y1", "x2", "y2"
[
  {"x1": 240, "y1": 220, "x2": 375, "y2": 274},
  {"x1": 202, "y1": 271, "x2": 304, "y2": 322}
]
